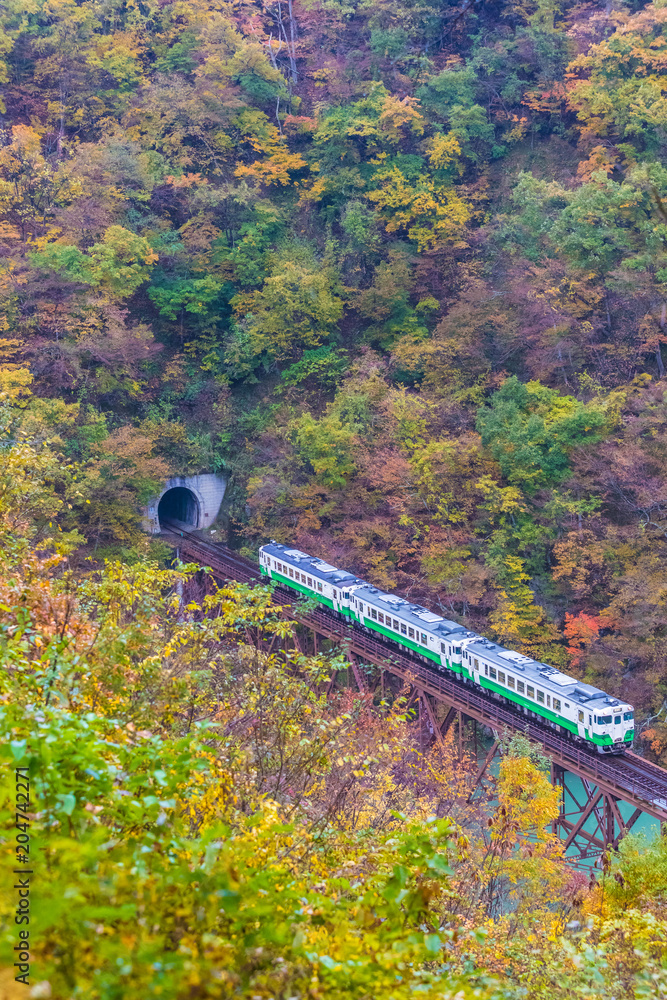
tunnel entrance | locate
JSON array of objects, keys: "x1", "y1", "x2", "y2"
[{"x1": 158, "y1": 487, "x2": 200, "y2": 529}]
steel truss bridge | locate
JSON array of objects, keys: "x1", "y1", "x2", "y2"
[{"x1": 163, "y1": 521, "x2": 667, "y2": 863}]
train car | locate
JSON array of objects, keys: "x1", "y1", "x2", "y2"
[
  {"x1": 346, "y1": 582, "x2": 477, "y2": 674},
  {"x1": 259, "y1": 542, "x2": 362, "y2": 615},
  {"x1": 258, "y1": 542, "x2": 634, "y2": 752},
  {"x1": 462, "y1": 636, "x2": 634, "y2": 752}
]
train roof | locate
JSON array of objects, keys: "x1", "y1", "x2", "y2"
[
  {"x1": 352, "y1": 582, "x2": 472, "y2": 639},
  {"x1": 465, "y1": 636, "x2": 628, "y2": 708}
]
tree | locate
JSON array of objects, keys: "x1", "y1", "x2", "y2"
[
  {"x1": 476, "y1": 376, "x2": 608, "y2": 493},
  {"x1": 30, "y1": 226, "x2": 158, "y2": 299},
  {"x1": 231, "y1": 259, "x2": 343, "y2": 363},
  {"x1": 293, "y1": 411, "x2": 357, "y2": 488}
]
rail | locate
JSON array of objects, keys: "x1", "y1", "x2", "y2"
[{"x1": 162, "y1": 521, "x2": 667, "y2": 823}]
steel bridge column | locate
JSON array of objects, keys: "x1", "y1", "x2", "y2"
[
  {"x1": 550, "y1": 763, "x2": 565, "y2": 840},
  {"x1": 348, "y1": 653, "x2": 366, "y2": 694}
]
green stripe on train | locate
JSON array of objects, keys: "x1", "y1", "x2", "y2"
[
  {"x1": 266, "y1": 569, "x2": 335, "y2": 609},
  {"x1": 478, "y1": 676, "x2": 628, "y2": 745},
  {"x1": 350, "y1": 616, "x2": 464, "y2": 674}
]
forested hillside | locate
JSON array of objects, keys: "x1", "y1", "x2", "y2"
[
  {"x1": 3, "y1": 0, "x2": 667, "y2": 752},
  {"x1": 4, "y1": 0, "x2": 667, "y2": 992}
]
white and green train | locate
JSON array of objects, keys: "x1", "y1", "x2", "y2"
[{"x1": 259, "y1": 542, "x2": 635, "y2": 754}]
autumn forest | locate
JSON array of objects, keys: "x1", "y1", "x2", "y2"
[{"x1": 2, "y1": 0, "x2": 667, "y2": 994}]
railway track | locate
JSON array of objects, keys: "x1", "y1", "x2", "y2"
[{"x1": 162, "y1": 520, "x2": 667, "y2": 823}]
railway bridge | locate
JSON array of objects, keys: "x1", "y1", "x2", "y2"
[{"x1": 163, "y1": 521, "x2": 667, "y2": 865}]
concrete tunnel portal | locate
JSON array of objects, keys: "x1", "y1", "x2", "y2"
[
  {"x1": 158, "y1": 486, "x2": 200, "y2": 529},
  {"x1": 143, "y1": 474, "x2": 227, "y2": 535}
]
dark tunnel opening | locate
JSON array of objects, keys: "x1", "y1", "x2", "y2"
[{"x1": 158, "y1": 487, "x2": 199, "y2": 529}]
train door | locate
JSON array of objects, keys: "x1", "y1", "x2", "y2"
[{"x1": 576, "y1": 709, "x2": 586, "y2": 739}]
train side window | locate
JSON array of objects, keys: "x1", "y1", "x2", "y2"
[
  {"x1": 289, "y1": 567, "x2": 294, "y2": 578},
  {"x1": 589, "y1": 714, "x2": 592, "y2": 725},
  {"x1": 378, "y1": 612, "x2": 384, "y2": 624},
  {"x1": 565, "y1": 702, "x2": 569, "y2": 708},
  {"x1": 553, "y1": 698, "x2": 561, "y2": 712},
  {"x1": 421, "y1": 633, "x2": 428, "y2": 644},
  {"x1": 401, "y1": 623, "x2": 407, "y2": 634},
  {"x1": 517, "y1": 681, "x2": 525, "y2": 694},
  {"x1": 537, "y1": 690, "x2": 545, "y2": 704},
  {"x1": 577, "y1": 710, "x2": 584, "y2": 722},
  {"x1": 498, "y1": 671, "x2": 505, "y2": 685},
  {"x1": 527, "y1": 686, "x2": 535, "y2": 698},
  {"x1": 507, "y1": 675, "x2": 515, "y2": 689},
  {"x1": 393, "y1": 619, "x2": 399, "y2": 629},
  {"x1": 474, "y1": 658, "x2": 479, "y2": 668},
  {"x1": 484, "y1": 664, "x2": 488, "y2": 675},
  {"x1": 302, "y1": 573, "x2": 307, "y2": 583},
  {"x1": 546, "y1": 694, "x2": 551, "y2": 707},
  {"x1": 408, "y1": 628, "x2": 415, "y2": 639},
  {"x1": 489, "y1": 667, "x2": 497, "y2": 679},
  {"x1": 307, "y1": 577, "x2": 313, "y2": 586},
  {"x1": 371, "y1": 608, "x2": 377, "y2": 619},
  {"x1": 317, "y1": 583, "x2": 323, "y2": 592}
]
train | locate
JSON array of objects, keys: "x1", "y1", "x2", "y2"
[{"x1": 258, "y1": 542, "x2": 635, "y2": 753}]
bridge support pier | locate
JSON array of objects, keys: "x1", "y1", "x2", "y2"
[{"x1": 550, "y1": 766, "x2": 645, "y2": 861}]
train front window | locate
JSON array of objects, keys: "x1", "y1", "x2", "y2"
[
  {"x1": 624, "y1": 712, "x2": 634, "y2": 721},
  {"x1": 454, "y1": 646, "x2": 461, "y2": 655},
  {"x1": 614, "y1": 715, "x2": 621, "y2": 725},
  {"x1": 599, "y1": 715, "x2": 612, "y2": 724}
]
